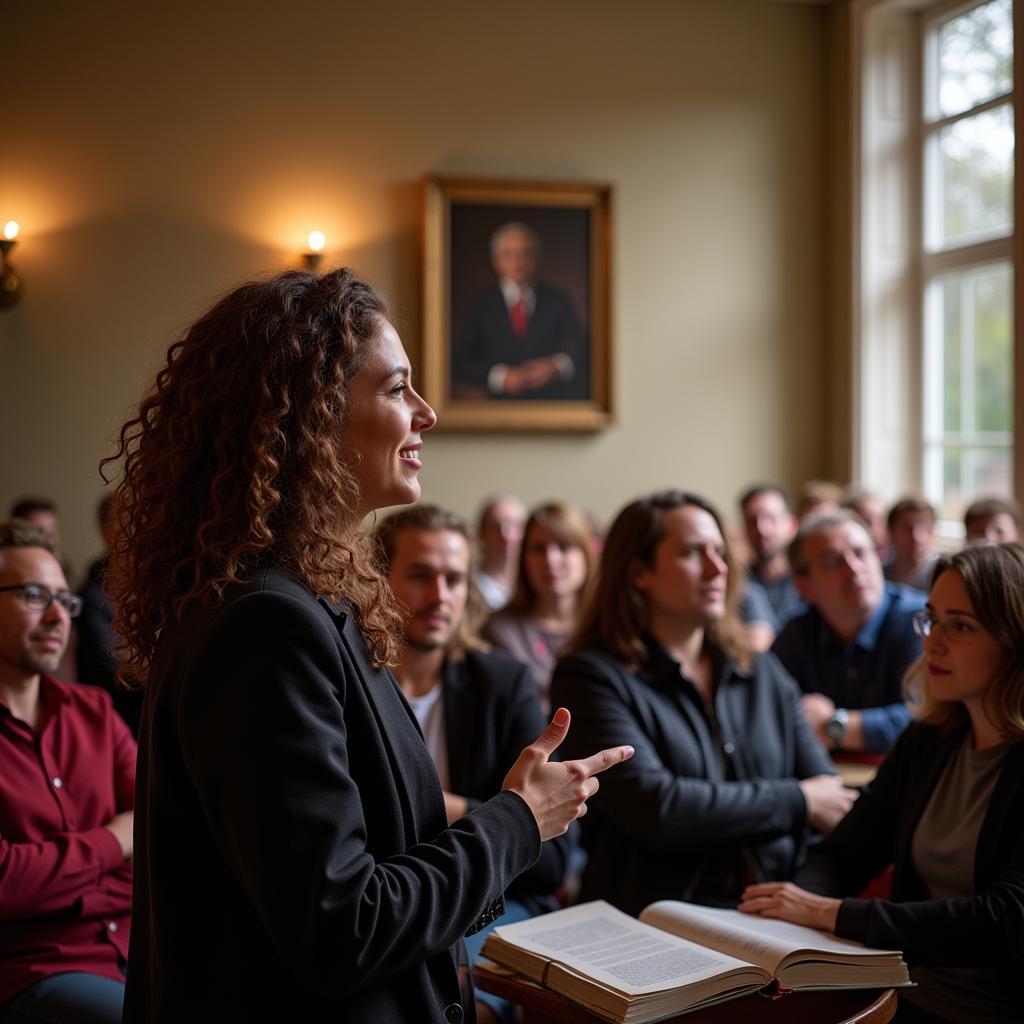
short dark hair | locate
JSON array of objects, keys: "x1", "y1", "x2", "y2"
[
  {"x1": 0, "y1": 518, "x2": 57, "y2": 571},
  {"x1": 374, "y1": 504, "x2": 486, "y2": 660},
  {"x1": 739, "y1": 484, "x2": 789, "y2": 512},
  {"x1": 886, "y1": 496, "x2": 935, "y2": 531},
  {"x1": 10, "y1": 497, "x2": 57, "y2": 520},
  {"x1": 964, "y1": 497, "x2": 1021, "y2": 532}
]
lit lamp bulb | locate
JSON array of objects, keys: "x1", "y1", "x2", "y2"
[
  {"x1": 303, "y1": 230, "x2": 326, "y2": 271},
  {"x1": 0, "y1": 220, "x2": 22, "y2": 309}
]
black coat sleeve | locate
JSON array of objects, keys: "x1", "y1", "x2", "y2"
[
  {"x1": 177, "y1": 590, "x2": 540, "y2": 1001},
  {"x1": 796, "y1": 726, "x2": 1024, "y2": 967}
]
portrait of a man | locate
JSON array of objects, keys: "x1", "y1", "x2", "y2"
[
  {"x1": 451, "y1": 220, "x2": 589, "y2": 401},
  {"x1": 422, "y1": 177, "x2": 611, "y2": 431}
]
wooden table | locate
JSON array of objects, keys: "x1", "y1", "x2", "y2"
[{"x1": 473, "y1": 964, "x2": 897, "y2": 1024}]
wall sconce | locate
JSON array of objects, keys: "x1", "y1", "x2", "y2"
[
  {"x1": 303, "y1": 231, "x2": 325, "y2": 271},
  {"x1": 0, "y1": 221, "x2": 22, "y2": 309}
]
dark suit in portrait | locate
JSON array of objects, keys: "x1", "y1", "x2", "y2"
[{"x1": 452, "y1": 284, "x2": 588, "y2": 401}]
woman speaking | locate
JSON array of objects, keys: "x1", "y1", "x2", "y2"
[{"x1": 105, "y1": 269, "x2": 631, "y2": 1023}]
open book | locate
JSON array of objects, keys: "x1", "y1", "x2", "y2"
[{"x1": 481, "y1": 899, "x2": 910, "y2": 1023}]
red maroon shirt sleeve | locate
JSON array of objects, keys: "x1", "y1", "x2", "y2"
[{"x1": 0, "y1": 676, "x2": 135, "y2": 1002}]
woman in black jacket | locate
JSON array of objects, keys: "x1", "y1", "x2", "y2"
[
  {"x1": 739, "y1": 541, "x2": 1024, "y2": 1024},
  {"x1": 550, "y1": 489, "x2": 855, "y2": 916},
  {"x1": 105, "y1": 268, "x2": 631, "y2": 1024}
]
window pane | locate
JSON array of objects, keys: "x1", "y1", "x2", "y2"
[
  {"x1": 972, "y1": 264, "x2": 1013, "y2": 433},
  {"x1": 937, "y1": 0, "x2": 1013, "y2": 119},
  {"x1": 934, "y1": 103, "x2": 1014, "y2": 247},
  {"x1": 924, "y1": 262, "x2": 1013, "y2": 520},
  {"x1": 942, "y1": 276, "x2": 962, "y2": 433}
]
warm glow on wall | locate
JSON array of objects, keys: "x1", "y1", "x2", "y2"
[{"x1": 0, "y1": 220, "x2": 23, "y2": 309}]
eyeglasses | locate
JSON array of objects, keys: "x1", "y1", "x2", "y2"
[
  {"x1": 912, "y1": 610, "x2": 976, "y2": 642},
  {"x1": 0, "y1": 584, "x2": 83, "y2": 618}
]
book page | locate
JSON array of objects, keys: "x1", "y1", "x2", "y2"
[
  {"x1": 640, "y1": 902, "x2": 898, "y2": 975},
  {"x1": 489, "y1": 901, "x2": 766, "y2": 996}
]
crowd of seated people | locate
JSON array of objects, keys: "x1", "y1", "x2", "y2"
[{"x1": 3, "y1": 477, "x2": 1022, "y2": 1024}]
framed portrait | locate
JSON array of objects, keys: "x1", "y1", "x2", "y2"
[{"x1": 421, "y1": 176, "x2": 613, "y2": 431}]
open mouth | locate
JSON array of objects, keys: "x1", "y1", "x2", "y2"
[{"x1": 399, "y1": 445, "x2": 422, "y2": 466}]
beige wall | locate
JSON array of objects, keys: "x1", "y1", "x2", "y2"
[{"x1": 3, "y1": 0, "x2": 829, "y2": 572}]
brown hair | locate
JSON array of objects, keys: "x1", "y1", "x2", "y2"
[
  {"x1": 0, "y1": 519, "x2": 57, "y2": 572},
  {"x1": 964, "y1": 497, "x2": 1021, "y2": 533},
  {"x1": 886, "y1": 496, "x2": 935, "y2": 531},
  {"x1": 102, "y1": 267, "x2": 404, "y2": 685},
  {"x1": 907, "y1": 542, "x2": 1024, "y2": 741},
  {"x1": 506, "y1": 502, "x2": 596, "y2": 616},
  {"x1": 374, "y1": 504, "x2": 487, "y2": 660},
  {"x1": 570, "y1": 490, "x2": 752, "y2": 671}
]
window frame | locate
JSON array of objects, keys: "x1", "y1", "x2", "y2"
[{"x1": 850, "y1": 0, "x2": 1022, "y2": 532}]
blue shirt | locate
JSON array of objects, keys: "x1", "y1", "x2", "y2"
[
  {"x1": 741, "y1": 567, "x2": 806, "y2": 633},
  {"x1": 771, "y1": 584, "x2": 926, "y2": 753}
]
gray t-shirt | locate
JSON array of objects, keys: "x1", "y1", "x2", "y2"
[{"x1": 905, "y1": 735, "x2": 1014, "y2": 1024}]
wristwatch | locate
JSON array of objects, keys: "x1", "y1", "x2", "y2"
[{"x1": 824, "y1": 708, "x2": 849, "y2": 749}]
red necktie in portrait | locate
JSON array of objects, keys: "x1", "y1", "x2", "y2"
[{"x1": 509, "y1": 297, "x2": 528, "y2": 336}]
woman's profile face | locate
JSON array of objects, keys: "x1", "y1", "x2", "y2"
[
  {"x1": 632, "y1": 505, "x2": 727, "y2": 627},
  {"x1": 523, "y1": 523, "x2": 588, "y2": 605},
  {"x1": 341, "y1": 320, "x2": 437, "y2": 518},
  {"x1": 922, "y1": 569, "x2": 1006, "y2": 709}
]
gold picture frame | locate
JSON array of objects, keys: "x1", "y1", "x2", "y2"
[{"x1": 421, "y1": 176, "x2": 613, "y2": 431}]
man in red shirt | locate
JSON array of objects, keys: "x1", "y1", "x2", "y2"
[{"x1": 0, "y1": 519, "x2": 134, "y2": 1024}]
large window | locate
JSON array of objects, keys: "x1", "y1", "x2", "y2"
[{"x1": 921, "y1": 0, "x2": 1014, "y2": 520}]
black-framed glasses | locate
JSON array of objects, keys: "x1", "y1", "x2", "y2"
[{"x1": 0, "y1": 584, "x2": 83, "y2": 618}]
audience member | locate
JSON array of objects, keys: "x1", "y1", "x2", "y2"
[
  {"x1": 77, "y1": 495, "x2": 141, "y2": 735},
  {"x1": 740, "y1": 541, "x2": 1024, "y2": 1024},
  {"x1": 773, "y1": 510, "x2": 925, "y2": 754},
  {"x1": 550, "y1": 490, "x2": 855, "y2": 917},
  {"x1": 964, "y1": 496, "x2": 1021, "y2": 543},
  {"x1": 486, "y1": 501, "x2": 596, "y2": 711},
  {"x1": 377, "y1": 505, "x2": 570, "y2": 1024},
  {"x1": 0, "y1": 519, "x2": 134, "y2": 1024},
  {"x1": 475, "y1": 494, "x2": 526, "y2": 610},
  {"x1": 841, "y1": 484, "x2": 890, "y2": 560},
  {"x1": 884, "y1": 497, "x2": 937, "y2": 591},
  {"x1": 9, "y1": 497, "x2": 61, "y2": 551},
  {"x1": 796, "y1": 479, "x2": 843, "y2": 520},
  {"x1": 737, "y1": 484, "x2": 804, "y2": 650}
]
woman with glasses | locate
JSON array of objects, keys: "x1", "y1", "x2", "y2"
[{"x1": 739, "y1": 541, "x2": 1024, "y2": 1024}]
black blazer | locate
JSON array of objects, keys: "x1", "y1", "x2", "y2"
[
  {"x1": 452, "y1": 284, "x2": 587, "y2": 400},
  {"x1": 443, "y1": 650, "x2": 570, "y2": 907},
  {"x1": 550, "y1": 643, "x2": 833, "y2": 916},
  {"x1": 796, "y1": 722, "x2": 1024, "y2": 1015},
  {"x1": 122, "y1": 568, "x2": 540, "y2": 1024}
]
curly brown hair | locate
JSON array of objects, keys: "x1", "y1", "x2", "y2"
[{"x1": 102, "y1": 268, "x2": 404, "y2": 685}]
